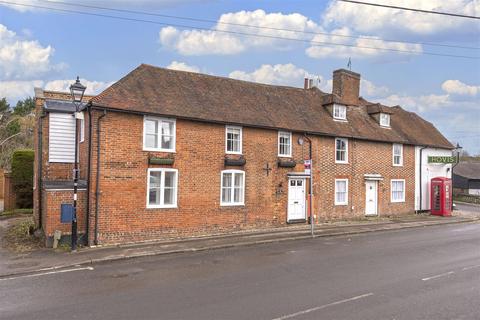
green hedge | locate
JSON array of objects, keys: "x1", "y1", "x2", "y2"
[{"x1": 11, "y1": 149, "x2": 34, "y2": 209}]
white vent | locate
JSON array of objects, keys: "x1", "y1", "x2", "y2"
[{"x1": 49, "y1": 112, "x2": 75, "y2": 163}]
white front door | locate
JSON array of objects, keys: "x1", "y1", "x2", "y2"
[
  {"x1": 288, "y1": 178, "x2": 306, "y2": 221},
  {"x1": 365, "y1": 180, "x2": 378, "y2": 216}
]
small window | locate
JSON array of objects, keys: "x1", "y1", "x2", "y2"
[
  {"x1": 143, "y1": 116, "x2": 176, "y2": 152},
  {"x1": 335, "y1": 138, "x2": 348, "y2": 163},
  {"x1": 221, "y1": 170, "x2": 245, "y2": 206},
  {"x1": 333, "y1": 104, "x2": 347, "y2": 120},
  {"x1": 335, "y1": 179, "x2": 348, "y2": 205},
  {"x1": 226, "y1": 126, "x2": 242, "y2": 154},
  {"x1": 380, "y1": 113, "x2": 390, "y2": 127},
  {"x1": 391, "y1": 179, "x2": 405, "y2": 203},
  {"x1": 393, "y1": 144, "x2": 403, "y2": 166},
  {"x1": 278, "y1": 131, "x2": 292, "y2": 157},
  {"x1": 147, "y1": 168, "x2": 178, "y2": 208}
]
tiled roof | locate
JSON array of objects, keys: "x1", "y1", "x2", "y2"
[
  {"x1": 454, "y1": 162, "x2": 480, "y2": 180},
  {"x1": 91, "y1": 64, "x2": 453, "y2": 149}
]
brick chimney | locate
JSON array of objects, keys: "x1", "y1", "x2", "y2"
[{"x1": 332, "y1": 69, "x2": 360, "y2": 105}]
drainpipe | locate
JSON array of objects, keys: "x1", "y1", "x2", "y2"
[
  {"x1": 37, "y1": 110, "x2": 48, "y2": 229},
  {"x1": 85, "y1": 104, "x2": 93, "y2": 246},
  {"x1": 418, "y1": 146, "x2": 427, "y2": 212},
  {"x1": 94, "y1": 109, "x2": 107, "y2": 245}
]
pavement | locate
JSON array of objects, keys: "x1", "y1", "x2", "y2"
[
  {"x1": 1, "y1": 220, "x2": 480, "y2": 320},
  {"x1": 0, "y1": 211, "x2": 478, "y2": 278}
]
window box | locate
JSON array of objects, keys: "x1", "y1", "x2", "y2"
[
  {"x1": 149, "y1": 157, "x2": 175, "y2": 165},
  {"x1": 224, "y1": 157, "x2": 246, "y2": 166},
  {"x1": 277, "y1": 159, "x2": 296, "y2": 168}
]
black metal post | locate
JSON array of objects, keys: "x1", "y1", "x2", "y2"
[
  {"x1": 72, "y1": 106, "x2": 79, "y2": 251},
  {"x1": 303, "y1": 134, "x2": 314, "y2": 237}
]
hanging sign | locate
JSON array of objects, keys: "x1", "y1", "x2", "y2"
[
  {"x1": 428, "y1": 156, "x2": 456, "y2": 164},
  {"x1": 304, "y1": 159, "x2": 311, "y2": 174}
]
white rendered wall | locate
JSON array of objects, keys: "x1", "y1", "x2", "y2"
[{"x1": 415, "y1": 147, "x2": 453, "y2": 211}]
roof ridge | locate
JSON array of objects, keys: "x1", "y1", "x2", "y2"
[{"x1": 139, "y1": 63, "x2": 323, "y2": 93}]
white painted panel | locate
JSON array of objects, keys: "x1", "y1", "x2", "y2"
[
  {"x1": 415, "y1": 147, "x2": 453, "y2": 211},
  {"x1": 49, "y1": 113, "x2": 75, "y2": 163}
]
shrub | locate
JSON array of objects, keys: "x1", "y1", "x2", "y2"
[{"x1": 11, "y1": 149, "x2": 34, "y2": 208}]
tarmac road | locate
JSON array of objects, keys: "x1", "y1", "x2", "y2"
[{"x1": 1, "y1": 222, "x2": 479, "y2": 320}]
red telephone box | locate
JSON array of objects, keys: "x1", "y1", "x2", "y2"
[{"x1": 430, "y1": 177, "x2": 452, "y2": 217}]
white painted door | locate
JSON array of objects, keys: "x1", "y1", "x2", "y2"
[
  {"x1": 288, "y1": 179, "x2": 306, "y2": 221},
  {"x1": 365, "y1": 181, "x2": 378, "y2": 216}
]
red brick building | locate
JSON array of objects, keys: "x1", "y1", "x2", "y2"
[{"x1": 34, "y1": 65, "x2": 453, "y2": 247}]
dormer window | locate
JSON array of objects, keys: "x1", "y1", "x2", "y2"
[
  {"x1": 380, "y1": 113, "x2": 390, "y2": 127},
  {"x1": 333, "y1": 104, "x2": 347, "y2": 120}
]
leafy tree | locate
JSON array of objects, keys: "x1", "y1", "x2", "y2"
[
  {"x1": 0, "y1": 97, "x2": 10, "y2": 114},
  {"x1": 13, "y1": 97, "x2": 35, "y2": 116}
]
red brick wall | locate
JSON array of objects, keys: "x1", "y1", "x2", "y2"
[
  {"x1": 42, "y1": 189, "x2": 86, "y2": 238},
  {"x1": 3, "y1": 172, "x2": 16, "y2": 211},
  {"x1": 83, "y1": 111, "x2": 415, "y2": 244}
]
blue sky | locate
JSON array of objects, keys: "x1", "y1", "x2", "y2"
[{"x1": 0, "y1": 0, "x2": 479, "y2": 153}]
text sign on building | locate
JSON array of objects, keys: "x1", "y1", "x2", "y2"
[
  {"x1": 428, "y1": 156, "x2": 457, "y2": 164},
  {"x1": 304, "y1": 159, "x2": 311, "y2": 174}
]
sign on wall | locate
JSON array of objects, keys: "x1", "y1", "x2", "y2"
[
  {"x1": 304, "y1": 159, "x2": 311, "y2": 174},
  {"x1": 428, "y1": 156, "x2": 457, "y2": 164}
]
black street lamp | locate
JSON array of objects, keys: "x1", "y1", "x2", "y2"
[
  {"x1": 70, "y1": 76, "x2": 86, "y2": 251},
  {"x1": 451, "y1": 143, "x2": 462, "y2": 211}
]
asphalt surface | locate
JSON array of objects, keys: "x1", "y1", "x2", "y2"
[
  {"x1": 1, "y1": 222, "x2": 479, "y2": 320},
  {"x1": 455, "y1": 201, "x2": 480, "y2": 214}
]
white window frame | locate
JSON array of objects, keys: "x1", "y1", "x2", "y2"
[
  {"x1": 143, "y1": 116, "x2": 176, "y2": 152},
  {"x1": 220, "y1": 169, "x2": 245, "y2": 206},
  {"x1": 380, "y1": 113, "x2": 390, "y2": 127},
  {"x1": 391, "y1": 179, "x2": 405, "y2": 203},
  {"x1": 392, "y1": 143, "x2": 403, "y2": 166},
  {"x1": 335, "y1": 138, "x2": 348, "y2": 164},
  {"x1": 146, "y1": 168, "x2": 178, "y2": 209},
  {"x1": 333, "y1": 104, "x2": 347, "y2": 120},
  {"x1": 334, "y1": 179, "x2": 349, "y2": 205},
  {"x1": 225, "y1": 125, "x2": 242, "y2": 155},
  {"x1": 278, "y1": 131, "x2": 292, "y2": 157}
]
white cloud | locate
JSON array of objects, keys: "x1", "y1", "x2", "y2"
[
  {"x1": 441, "y1": 79, "x2": 479, "y2": 96},
  {"x1": 44, "y1": 79, "x2": 113, "y2": 95},
  {"x1": 361, "y1": 79, "x2": 390, "y2": 98},
  {"x1": 0, "y1": 78, "x2": 112, "y2": 103},
  {"x1": 159, "y1": 9, "x2": 320, "y2": 55},
  {"x1": 228, "y1": 63, "x2": 328, "y2": 90},
  {"x1": 306, "y1": 27, "x2": 422, "y2": 59},
  {"x1": 166, "y1": 61, "x2": 200, "y2": 73},
  {"x1": 322, "y1": 0, "x2": 479, "y2": 37},
  {"x1": 0, "y1": 24, "x2": 64, "y2": 80}
]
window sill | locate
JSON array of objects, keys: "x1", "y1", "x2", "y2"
[
  {"x1": 146, "y1": 205, "x2": 178, "y2": 209},
  {"x1": 390, "y1": 200, "x2": 405, "y2": 203},
  {"x1": 334, "y1": 203, "x2": 348, "y2": 206},
  {"x1": 225, "y1": 152, "x2": 243, "y2": 155},
  {"x1": 220, "y1": 203, "x2": 245, "y2": 207},
  {"x1": 333, "y1": 118, "x2": 348, "y2": 122},
  {"x1": 393, "y1": 164, "x2": 403, "y2": 167},
  {"x1": 335, "y1": 161, "x2": 349, "y2": 164},
  {"x1": 143, "y1": 148, "x2": 176, "y2": 153},
  {"x1": 278, "y1": 154, "x2": 292, "y2": 158}
]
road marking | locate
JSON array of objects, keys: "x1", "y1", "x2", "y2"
[
  {"x1": 462, "y1": 264, "x2": 480, "y2": 271},
  {"x1": 271, "y1": 293, "x2": 374, "y2": 320},
  {"x1": 0, "y1": 266, "x2": 94, "y2": 281},
  {"x1": 421, "y1": 271, "x2": 454, "y2": 281}
]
